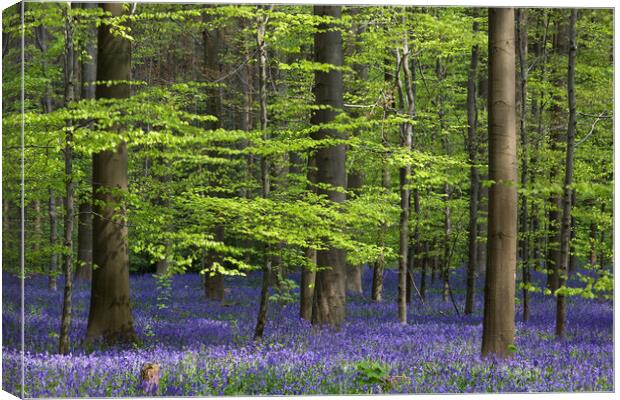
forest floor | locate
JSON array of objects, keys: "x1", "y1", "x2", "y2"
[{"x1": 2, "y1": 266, "x2": 613, "y2": 396}]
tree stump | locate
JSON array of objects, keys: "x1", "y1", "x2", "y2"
[{"x1": 139, "y1": 363, "x2": 161, "y2": 395}]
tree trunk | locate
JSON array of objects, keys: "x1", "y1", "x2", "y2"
[
  {"x1": 419, "y1": 241, "x2": 428, "y2": 301},
  {"x1": 395, "y1": 20, "x2": 414, "y2": 324},
  {"x1": 300, "y1": 248, "x2": 316, "y2": 321},
  {"x1": 546, "y1": 16, "x2": 569, "y2": 293},
  {"x1": 556, "y1": 9, "x2": 578, "y2": 339},
  {"x1": 310, "y1": 5, "x2": 347, "y2": 328},
  {"x1": 481, "y1": 7, "x2": 517, "y2": 359},
  {"x1": 59, "y1": 4, "x2": 76, "y2": 355},
  {"x1": 300, "y1": 154, "x2": 317, "y2": 320},
  {"x1": 568, "y1": 189, "x2": 577, "y2": 275},
  {"x1": 86, "y1": 3, "x2": 135, "y2": 344},
  {"x1": 254, "y1": 9, "x2": 271, "y2": 340},
  {"x1": 442, "y1": 183, "x2": 451, "y2": 303},
  {"x1": 372, "y1": 164, "x2": 389, "y2": 302},
  {"x1": 465, "y1": 14, "x2": 480, "y2": 315},
  {"x1": 407, "y1": 188, "x2": 420, "y2": 304},
  {"x1": 476, "y1": 178, "x2": 488, "y2": 275},
  {"x1": 406, "y1": 56, "x2": 419, "y2": 306},
  {"x1": 516, "y1": 9, "x2": 530, "y2": 322},
  {"x1": 75, "y1": 1, "x2": 96, "y2": 283},
  {"x1": 48, "y1": 190, "x2": 58, "y2": 291},
  {"x1": 436, "y1": 59, "x2": 450, "y2": 305},
  {"x1": 346, "y1": 172, "x2": 363, "y2": 294}
]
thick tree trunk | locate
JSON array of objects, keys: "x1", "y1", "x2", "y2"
[
  {"x1": 75, "y1": 2, "x2": 97, "y2": 282},
  {"x1": 516, "y1": 9, "x2": 530, "y2": 322},
  {"x1": 556, "y1": 9, "x2": 578, "y2": 339},
  {"x1": 201, "y1": 11, "x2": 226, "y2": 299},
  {"x1": 59, "y1": 4, "x2": 76, "y2": 355},
  {"x1": 86, "y1": 3, "x2": 135, "y2": 344},
  {"x1": 465, "y1": 15, "x2": 480, "y2": 316},
  {"x1": 310, "y1": 6, "x2": 347, "y2": 328},
  {"x1": 481, "y1": 7, "x2": 517, "y2": 359}
]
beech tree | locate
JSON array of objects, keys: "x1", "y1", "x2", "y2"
[
  {"x1": 310, "y1": 5, "x2": 347, "y2": 328},
  {"x1": 481, "y1": 7, "x2": 517, "y2": 358},
  {"x1": 85, "y1": 2, "x2": 135, "y2": 343}
]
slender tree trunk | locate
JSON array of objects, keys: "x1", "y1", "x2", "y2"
[
  {"x1": 300, "y1": 248, "x2": 316, "y2": 321},
  {"x1": 546, "y1": 17, "x2": 569, "y2": 293},
  {"x1": 589, "y1": 217, "x2": 598, "y2": 267},
  {"x1": 371, "y1": 55, "x2": 394, "y2": 303},
  {"x1": 408, "y1": 188, "x2": 420, "y2": 304},
  {"x1": 33, "y1": 200, "x2": 41, "y2": 255},
  {"x1": 599, "y1": 203, "x2": 606, "y2": 269},
  {"x1": 300, "y1": 156, "x2": 317, "y2": 320},
  {"x1": 516, "y1": 9, "x2": 530, "y2": 322},
  {"x1": 481, "y1": 7, "x2": 517, "y2": 359},
  {"x1": 48, "y1": 191, "x2": 58, "y2": 290},
  {"x1": 35, "y1": 23, "x2": 59, "y2": 290},
  {"x1": 76, "y1": 2, "x2": 96, "y2": 282},
  {"x1": 59, "y1": 5, "x2": 76, "y2": 355},
  {"x1": 442, "y1": 184, "x2": 451, "y2": 303},
  {"x1": 568, "y1": 189, "x2": 577, "y2": 275},
  {"x1": 372, "y1": 164, "x2": 389, "y2": 302},
  {"x1": 436, "y1": 59, "x2": 450, "y2": 304},
  {"x1": 476, "y1": 178, "x2": 488, "y2": 275},
  {"x1": 395, "y1": 19, "x2": 414, "y2": 324},
  {"x1": 556, "y1": 9, "x2": 578, "y2": 339},
  {"x1": 254, "y1": 9, "x2": 271, "y2": 340},
  {"x1": 86, "y1": 3, "x2": 135, "y2": 344},
  {"x1": 346, "y1": 172, "x2": 363, "y2": 294},
  {"x1": 310, "y1": 6, "x2": 347, "y2": 328},
  {"x1": 465, "y1": 14, "x2": 480, "y2": 315},
  {"x1": 419, "y1": 241, "x2": 428, "y2": 301},
  {"x1": 345, "y1": 9, "x2": 367, "y2": 296},
  {"x1": 406, "y1": 56, "x2": 418, "y2": 305}
]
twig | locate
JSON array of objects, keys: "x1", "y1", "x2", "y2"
[{"x1": 575, "y1": 112, "x2": 607, "y2": 147}]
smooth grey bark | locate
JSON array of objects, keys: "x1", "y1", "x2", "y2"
[
  {"x1": 556, "y1": 9, "x2": 578, "y2": 339},
  {"x1": 310, "y1": 5, "x2": 347, "y2": 328},
  {"x1": 86, "y1": 3, "x2": 135, "y2": 344},
  {"x1": 481, "y1": 7, "x2": 517, "y2": 359}
]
